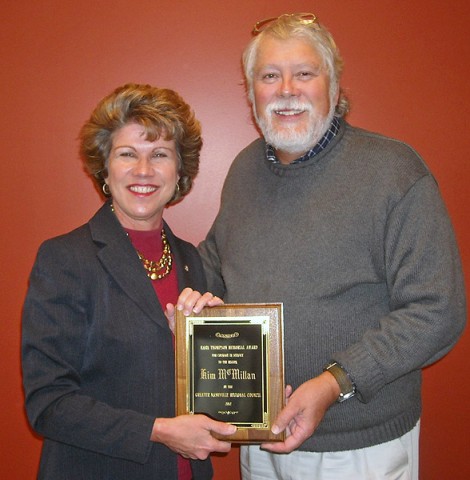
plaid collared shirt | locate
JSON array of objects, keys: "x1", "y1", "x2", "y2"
[{"x1": 266, "y1": 116, "x2": 340, "y2": 164}]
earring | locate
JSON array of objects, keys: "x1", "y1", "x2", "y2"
[
  {"x1": 172, "y1": 182, "x2": 180, "y2": 199},
  {"x1": 102, "y1": 183, "x2": 111, "y2": 196}
]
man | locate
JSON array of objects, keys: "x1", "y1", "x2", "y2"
[{"x1": 198, "y1": 13, "x2": 466, "y2": 479}]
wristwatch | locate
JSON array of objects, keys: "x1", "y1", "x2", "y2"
[{"x1": 324, "y1": 361, "x2": 356, "y2": 402}]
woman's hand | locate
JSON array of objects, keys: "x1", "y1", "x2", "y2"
[
  {"x1": 165, "y1": 288, "x2": 223, "y2": 333},
  {"x1": 150, "y1": 414, "x2": 236, "y2": 459}
]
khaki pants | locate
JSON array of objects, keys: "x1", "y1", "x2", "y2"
[{"x1": 241, "y1": 421, "x2": 420, "y2": 480}]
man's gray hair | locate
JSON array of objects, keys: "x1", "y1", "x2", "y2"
[{"x1": 242, "y1": 14, "x2": 350, "y2": 117}]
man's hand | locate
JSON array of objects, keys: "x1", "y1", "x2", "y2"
[
  {"x1": 261, "y1": 372, "x2": 340, "y2": 453},
  {"x1": 151, "y1": 414, "x2": 236, "y2": 459},
  {"x1": 165, "y1": 288, "x2": 223, "y2": 333}
]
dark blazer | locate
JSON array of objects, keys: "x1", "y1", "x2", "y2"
[{"x1": 22, "y1": 202, "x2": 213, "y2": 479}]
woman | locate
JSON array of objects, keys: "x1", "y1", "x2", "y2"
[{"x1": 22, "y1": 83, "x2": 235, "y2": 479}]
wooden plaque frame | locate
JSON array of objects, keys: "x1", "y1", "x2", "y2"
[{"x1": 175, "y1": 303, "x2": 285, "y2": 443}]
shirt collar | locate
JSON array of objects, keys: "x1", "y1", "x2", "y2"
[{"x1": 266, "y1": 116, "x2": 341, "y2": 164}]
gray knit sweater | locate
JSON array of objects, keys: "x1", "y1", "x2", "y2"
[{"x1": 198, "y1": 119, "x2": 466, "y2": 452}]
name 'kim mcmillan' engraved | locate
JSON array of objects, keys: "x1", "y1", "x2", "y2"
[{"x1": 200, "y1": 368, "x2": 256, "y2": 380}]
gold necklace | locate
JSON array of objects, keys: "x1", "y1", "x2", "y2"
[
  {"x1": 137, "y1": 229, "x2": 173, "y2": 281},
  {"x1": 109, "y1": 203, "x2": 172, "y2": 280}
]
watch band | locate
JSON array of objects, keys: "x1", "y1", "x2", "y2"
[{"x1": 324, "y1": 361, "x2": 356, "y2": 402}]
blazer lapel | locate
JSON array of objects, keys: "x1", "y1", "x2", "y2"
[{"x1": 88, "y1": 203, "x2": 169, "y2": 330}]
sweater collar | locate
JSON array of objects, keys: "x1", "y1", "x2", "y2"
[{"x1": 265, "y1": 116, "x2": 341, "y2": 165}]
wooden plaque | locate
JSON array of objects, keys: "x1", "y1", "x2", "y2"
[{"x1": 175, "y1": 303, "x2": 285, "y2": 443}]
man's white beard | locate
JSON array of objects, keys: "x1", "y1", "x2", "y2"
[{"x1": 254, "y1": 99, "x2": 335, "y2": 155}]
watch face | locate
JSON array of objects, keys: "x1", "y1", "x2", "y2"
[{"x1": 338, "y1": 390, "x2": 355, "y2": 402}]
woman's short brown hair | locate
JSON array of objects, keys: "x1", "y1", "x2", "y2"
[{"x1": 79, "y1": 83, "x2": 202, "y2": 204}]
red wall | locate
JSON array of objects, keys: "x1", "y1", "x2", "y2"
[{"x1": 2, "y1": 1, "x2": 469, "y2": 478}]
